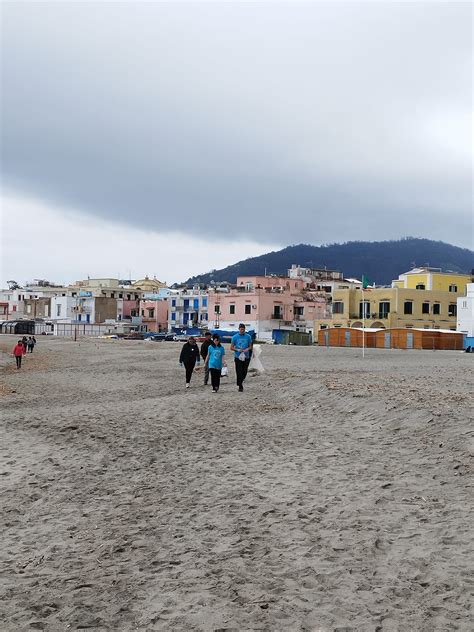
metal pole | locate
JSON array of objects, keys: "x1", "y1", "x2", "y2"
[{"x1": 362, "y1": 287, "x2": 365, "y2": 358}]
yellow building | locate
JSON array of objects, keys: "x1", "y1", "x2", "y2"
[
  {"x1": 315, "y1": 286, "x2": 466, "y2": 331},
  {"x1": 133, "y1": 276, "x2": 167, "y2": 291},
  {"x1": 392, "y1": 267, "x2": 472, "y2": 293}
]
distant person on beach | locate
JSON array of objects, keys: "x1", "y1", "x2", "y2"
[
  {"x1": 200, "y1": 331, "x2": 213, "y2": 386},
  {"x1": 179, "y1": 336, "x2": 201, "y2": 388},
  {"x1": 205, "y1": 334, "x2": 226, "y2": 393},
  {"x1": 12, "y1": 340, "x2": 26, "y2": 369},
  {"x1": 21, "y1": 336, "x2": 28, "y2": 353},
  {"x1": 27, "y1": 336, "x2": 36, "y2": 353},
  {"x1": 230, "y1": 323, "x2": 253, "y2": 392}
]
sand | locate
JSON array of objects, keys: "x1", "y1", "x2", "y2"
[{"x1": 0, "y1": 335, "x2": 473, "y2": 631}]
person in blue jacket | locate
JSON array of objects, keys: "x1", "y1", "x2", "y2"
[
  {"x1": 205, "y1": 333, "x2": 226, "y2": 393},
  {"x1": 230, "y1": 324, "x2": 253, "y2": 392}
]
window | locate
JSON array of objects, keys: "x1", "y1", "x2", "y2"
[
  {"x1": 214, "y1": 305, "x2": 221, "y2": 314},
  {"x1": 422, "y1": 302, "x2": 430, "y2": 314},
  {"x1": 404, "y1": 301, "x2": 413, "y2": 315},
  {"x1": 171, "y1": 299, "x2": 176, "y2": 307},
  {"x1": 230, "y1": 304, "x2": 235, "y2": 314},
  {"x1": 273, "y1": 305, "x2": 282, "y2": 318},
  {"x1": 26, "y1": 304, "x2": 32, "y2": 314},
  {"x1": 111, "y1": 292, "x2": 115, "y2": 298},
  {"x1": 202, "y1": 297, "x2": 208, "y2": 307},
  {"x1": 378, "y1": 302, "x2": 390, "y2": 319},
  {"x1": 359, "y1": 301, "x2": 370, "y2": 318},
  {"x1": 183, "y1": 299, "x2": 189, "y2": 309},
  {"x1": 294, "y1": 306, "x2": 304, "y2": 316},
  {"x1": 57, "y1": 304, "x2": 61, "y2": 317},
  {"x1": 333, "y1": 301, "x2": 344, "y2": 314},
  {"x1": 119, "y1": 293, "x2": 123, "y2": 298},
  {"x1": 448, "y1": 304, "x2": 457, "y2": 317},
  {"x1": 141, "y1": 309, "x2": 145, "y2": 316},
  {"x1": 148, "y1": 309, "x2": 155, "y2": 318},
  {"x1": 449, "y1": 285, "x2": 458, "y2": 292},
  {"x1": 171, "y1": 313, "x2": 176, "y2": 321},
  {"x1": 462, "y1": 300, "x2": 467, "y2": 308},
  {"x1": 245, "y1": 304, "x2": 251, "y2": 314},
  {"x1": 127, "y1": 294, "x2": 131, "y2": 300},
  {"x1": 433, "y1": 303, "x2": 440, "y2": 315},
  {"x1": 193, "y1": 299, "x2": 199, "y2": 309},
  {"x1": 416, "y1": 284, "x2": 425, "y2": 290}
]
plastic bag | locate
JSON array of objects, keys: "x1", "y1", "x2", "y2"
[
  {"x1": 238, "y1": 352, "x2": 246, "y2": 361},
  {"x1": 248, "y1": 344, "x2": 264, "y2": 373},
  {"x1": 221, "y1": 366, "x2": 228, "y2": 377}
]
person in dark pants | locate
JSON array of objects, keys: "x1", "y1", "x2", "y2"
[
  {"x1": 179, "y1": 336, "x2": 201, "y2": 388},
  {"x1": 12, "y1": 340, "x2": 26, "y2": 369},
  {"x1": 200, "y1": 331, "x2": 213, "y2": 386},
  {"x1": 230, "y1": 324, "x2": 253, "y2": 392},
  {"x1": 205, "y1": 334, "x2": 226, "y2": 393}
]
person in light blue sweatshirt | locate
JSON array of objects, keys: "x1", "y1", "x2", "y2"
[
  {"x1": 230, "y1": 324, "x2": 253, "y2": 392},
  {"x1": 205, "y1": 334, "x2": 226, "y2": 393}
]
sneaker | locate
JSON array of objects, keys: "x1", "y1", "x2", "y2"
[
  {"x1": 186, "y1": 383, "x2": 190, "y2": 389},
  {"x1": 212, "y1": 389, "x2": 217, "y2": 393},
  {"x1": 238, "y1": 386, "x2": 244, "y2": 392}
]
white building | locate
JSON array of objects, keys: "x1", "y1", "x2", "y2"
[
  {"x1": 457, "y1": 283, "x2": 474, "y2": 341},
  {"x1": 168, "y1": 287, "x2": 209, "y2": 329}
]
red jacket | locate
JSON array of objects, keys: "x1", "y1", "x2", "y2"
[{"x1": 13, "y1": 344, "x2": 26, "y2": 357}]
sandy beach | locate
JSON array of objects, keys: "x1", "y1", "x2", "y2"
[{"x1": 0, "y1": 335, "x2": 472, "y2": 631}]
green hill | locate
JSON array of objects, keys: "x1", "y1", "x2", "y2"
[{"x1": 184, "y1": 238, "x2": 473, "y2": 286}]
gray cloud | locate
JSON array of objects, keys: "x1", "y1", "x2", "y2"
[{"x1": 2, "y1": 2, "x2": 472, "y2": 247}]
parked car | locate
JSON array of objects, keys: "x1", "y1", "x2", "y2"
[
  {"x1": 149, "y1": 333, "x2": 166, "y2": 341},
  {"x1": 123, "y1": 332, "x2": 145, "y2": 340}
]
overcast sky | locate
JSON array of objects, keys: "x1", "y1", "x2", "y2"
[{"x1": 1, "y1": 1, "x2": 472, "y2": 287}]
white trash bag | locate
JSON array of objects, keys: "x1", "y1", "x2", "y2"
[
  {"x1": 248, "y1": 344, "x2": 264, "y2": 373},
  {"x1": 221, "y1": 365, "x2": 229, "y2": 377}
]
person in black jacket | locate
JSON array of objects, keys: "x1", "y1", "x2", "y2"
[
  {"x1": 200, "y1": 331, "x2": 213, "y2": 386},
  {"x1": 179, "y1": 337, "x2": 201, "y2": 388}
]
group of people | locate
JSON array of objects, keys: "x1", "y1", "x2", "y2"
[
  {"x1": 179, "y1": 324, "x2": 253, "y2": 393},
  {"x1": 12, "y1": 336, "x2": 36, "y2": 369}
]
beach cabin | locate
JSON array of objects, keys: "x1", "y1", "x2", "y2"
[
  {"x1": 374, "y1": 328, "x2": 465, "y2": 350},
  {"x1": 318, "y1": 327, "x2": 376, "y2": 348}
]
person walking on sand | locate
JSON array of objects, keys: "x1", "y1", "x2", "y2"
[
  {"x1": 200, "y1": 331, "x2": 213, "y2": 386},
  {"x1": 21, "y1": 336, "x2": 28, "y2": 354},
  {"x1": 230, "y1": 323, "x2": 253, "y2": 392},
  {"x1": 12, "y1": 340, "x2": 26, "y2": 369},
  {"x1": 27, "y1": 336, "x2": 35, "y2": 353},
  {"x1": 205, "y1": 334, "x2": 226, "y2": 393},
  {"x1": 179, "y1": 336, "x2": 201, "y2": 388}
]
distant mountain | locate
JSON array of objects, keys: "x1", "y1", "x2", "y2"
[{"x1": 184, "y1": 238, "x2": 474, "y2": 286}]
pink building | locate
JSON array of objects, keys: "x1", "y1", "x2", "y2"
[
  {"x1": 208, "y1": 275, "x2": 330, "y2": 341},
  {"x1": 140, "y1": 299, "x2": 169, "y2": 332}
]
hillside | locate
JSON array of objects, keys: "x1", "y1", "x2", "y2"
[{"x1": 184, "y1": 238, "x2": 473, "y2": 286}]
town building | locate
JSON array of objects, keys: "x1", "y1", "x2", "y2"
[
  {"x1": 314, "y1": 287, "x2": 464, "y2": 332},
  {"x1": 207, "y1": 273, "x2": 332, "y2": 341},
  {"x1": 457, "y1": 283, "x2": 474, "y2": 347},
  {"x1": 392, "y1": 267, "x2": 473, "y2": 293},
  {"x1": 168, "y1": 287, "x2": 209, "y2": 329}
]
